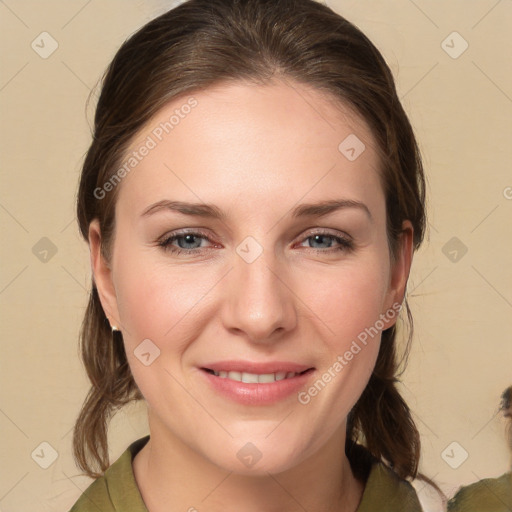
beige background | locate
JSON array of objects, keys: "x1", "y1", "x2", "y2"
[{"x1": 0, "y1": 1, "x2": 511, "y2": 511}]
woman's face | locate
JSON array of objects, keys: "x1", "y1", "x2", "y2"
[{"x1": 90, "y1": 79, "x2": 412, "y2": 474}]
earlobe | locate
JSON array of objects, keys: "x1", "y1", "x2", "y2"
[{"x1": 88, "y1": 219, "x2": 120, "y2": 328}]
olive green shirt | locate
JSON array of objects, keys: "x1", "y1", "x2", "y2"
[
  {"x1": 69, "y1": 436, "x2": 423, "y2": 511},
  {"x1": 447, "y1": 471, "x2": 512, "y2": 512}
]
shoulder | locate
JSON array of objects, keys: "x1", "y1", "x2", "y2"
[
  {"x1": 447, "y1": 471, "x2": 512, "y2": 512},
  {"x1": 347, "y1": 441, "x2": 423, "y2": 512},
  {"x1": 68, "y1": 436, "x2": 150, "y2": 512},
  {"x1": 357, "y1": 462, "x2": 423, "y2": 511},
  {"x1": 68, "y1": 477, "x2": 111, "y2": 512}
]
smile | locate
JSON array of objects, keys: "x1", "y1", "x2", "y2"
[
  {"x1": 200, "y1": 366, "x2": 315, "y2": 405},
  {"x1": 203, "y1": 369, "x2": 310, "y2": 383}
]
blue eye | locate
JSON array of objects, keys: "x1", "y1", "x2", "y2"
[
  {"x1": 300, "y1": 233, "x2": 353, "y2": 252},
  {"x1": 158, "y1": 231, "x2": 212, "y2": 254},
  {"x1": 158, "y1": 230, "x2": 353, "y2": 255}
]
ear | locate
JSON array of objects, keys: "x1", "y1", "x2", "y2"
[
  {"x1": 88, "y1": 218, "x2": 121, "y2": 328},
  {"x1": 383, "y1": 220, "x2": 414, "y2": 325}
]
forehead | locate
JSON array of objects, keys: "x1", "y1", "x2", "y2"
[{"x1": 115, "y1": 79, "x2": 383, "y2": 219}]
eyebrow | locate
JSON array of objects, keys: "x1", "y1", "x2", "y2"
[
  {"x1": 292, "y1": 199, "x2": 372, "y2": 220},
  {"x1": 140, "y1": 198, "x2": 372, "y2": 221}
]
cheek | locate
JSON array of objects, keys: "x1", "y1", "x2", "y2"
[
  {"x1": 299, "y1": 258, "x2": 390, "y2": 349},
  {"x1": 112, "y1": 258, "x2": 212, "y2": 404},
  {"x1": 115, "y1": 264, "x2": 209, "y2": 342},
  {"x1": 295, "y1": 254, "x2": 391, "y2": 411},
  {"x1": 111, "y1": 231, "x2": 216, "y2": 348},
  {"x1": 294, "y1": 262, "x2": 389, "y2": 427}
]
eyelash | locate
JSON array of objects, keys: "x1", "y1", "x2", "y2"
[{"x1": 157, "y1": 229, "x2": 354, "y2": 256}]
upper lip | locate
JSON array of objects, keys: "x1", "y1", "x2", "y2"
[{"x1": 201, "y1": 361, "x2": 314, "y2": 374}]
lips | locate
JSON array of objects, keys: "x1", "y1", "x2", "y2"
[
  {"x1": 201, "y1": 361, "x2": 314, "y2": 383},
  {"x1": 199, "y1": 360, "x2": 315, "y2": 405}
]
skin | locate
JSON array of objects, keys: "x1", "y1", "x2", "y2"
[{"x1": 89, "y1": 78, "x2": 413, "y2": 512}]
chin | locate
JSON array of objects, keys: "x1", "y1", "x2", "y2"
[{"x1": 206, "y1": 437, "x2": 309, "y2": 477}]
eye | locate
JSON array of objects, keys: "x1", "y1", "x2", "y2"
[
  {"x1": 158, "y1": 230, "x2": 216, "y2": 255},
  {"x1": 157, "y1": 229, "x2": 353, "y2": 256},
  {"x1": 297, "y1": 231, "x2": 353, "y2": 253}
]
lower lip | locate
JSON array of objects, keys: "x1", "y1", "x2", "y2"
[{"x1": 200, "y1": 368, "x2": 315, "y2": 405}]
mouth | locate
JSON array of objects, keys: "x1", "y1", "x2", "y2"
[
  {"x1": 201, "y1": 367, "x2": 314, "y2": 383},
  {"x1": 198, "y1": 360, "x2": 316, "y2": 404},
  {"x1": 199, "y1": 364, "x2": 316, "y2": 405}
]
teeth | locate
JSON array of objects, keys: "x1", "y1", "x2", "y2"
[
  {"x1": 258, "y1": 373, "x2": 276, "y2": 383},
  {"x1": 242, "y1": 372, "x2": 259, "y2": 383},
  {"x1": 212, "y1": 370, "x2": 300, "y2": 383}
]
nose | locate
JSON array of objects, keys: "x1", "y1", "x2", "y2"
[{"x1": 220, "y1": 248, "x2": 297, "y2": 344}]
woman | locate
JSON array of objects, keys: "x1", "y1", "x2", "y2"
[
  {"x1": 69, "y1": 0, "x2": 441, "y2": 510},
  {"x1": 447, "y1": 386, "x2": 512, "y2": 512}
]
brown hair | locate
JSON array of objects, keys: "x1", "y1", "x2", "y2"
[
  {"x1": 74, "y1": 0, "x2": 437, "y2": 492},
  {"x1": 501, "y1": 386, "x2": 512, "y2": 455}
]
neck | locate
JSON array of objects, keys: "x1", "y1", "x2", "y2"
[{"x1": 133, "y1": 413, "x2": 365, "y2": 512}]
